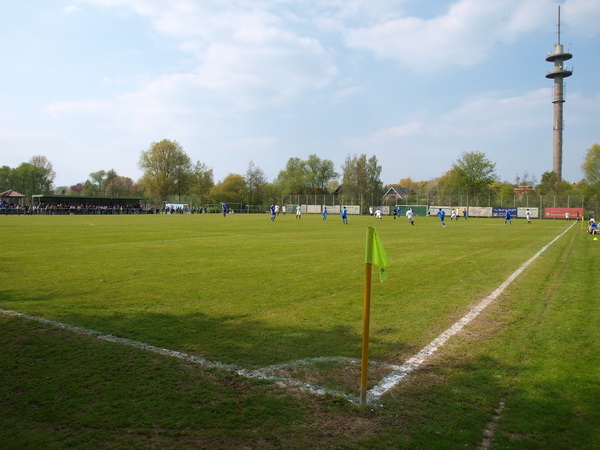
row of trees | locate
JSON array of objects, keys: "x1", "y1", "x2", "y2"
[
  {"x1": 0, "y1": 156, "x2": 55, "y2": 195},
  {"x1": 4, "y1": 140, "x2": 600, "y2": 207},
  {"x1": 136, "y1": 140, "x2": 384, "y2": 206}
]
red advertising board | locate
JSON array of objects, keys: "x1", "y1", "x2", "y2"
[{"x1": 544, "y1": 207, "x2": 583, "y2": 219}]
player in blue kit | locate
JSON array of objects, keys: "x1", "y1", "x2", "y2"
[
  {"x1": 270, "y1": 203, "x2": 276, "y2": 221},
  {"x1": 437, "y1": 208, "x2": 446, "y2": 227},
  {"x1": 222, "y1": 202, "x2": 227, "y2": 217},
  {"x1": 504, "y1": 209, "x2": 512, "y2": 225},
  {"x1": 322, "y1": 207, "x2": 327, "y2": 220},
  {"x1": 341, "y1": 206, "x2": 348, "y2": 224}
]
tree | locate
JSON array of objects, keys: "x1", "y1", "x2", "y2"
[
  {"x1": 274, "y1": 157, "x2": 309, "y2": 194},
  {"x1": 189, "y1": 161, "x2": 214, "y2": 204},
  {"x1": 537, "y1": 171, "x2": 571, "y2": 195},
  {"x1": 0, "y1": 156, "x2": 54, "y2": 195},
  {"x1": 514, "y1": 171, "x2": 538, "y2": 188},
  {"x1": 29, "y1": 155, "x2": 56, "y2": 185},
  {"x1": 447, "y1": 151, "x2": 497, "y2": 199},
  {"x1": 80, "y1": 170, "x2": 139, "y2": 197},
  {"x1": 0, "y1": 166, "x2": 11, "y2": 189},
  {"x1": 70, "y1": 183, "x2": 84, "y2": 194},
  {"x1": 305, "y1": 154, "x2": 338, "y2": 192},
  {"x1": 83, "y1": 170, "x2": 109, "y2": 196},
  {"x1": 245, "y1": 161, "x2": 268, "y2": 206},
  {"x1": 1, "y1": 156, "x2": 56, "y2": 195},
  {"x1": 492, "y1": 181, "x2": 517, "y2": 199},
  {"x1": 10, "y1": 163, "x2": 54, "y2": 195},
  {"x1": 10, "y1": 163, "x2": 52, "y2": 195},
  {"x1": 273, "y1": 155, "x2": 337, "y2": 196},
  {"x1": 105, "y1": 172, "x2": 140, "y2": 197},
  {"x1": 139, "y1": 139, "x2": 192, "y2": 201},
  {"x1": 209, "y1": 174, "x2": 247, "y2": 204},
  {"x1": 341, "y1": 154, "x2": 383, "y2": 202},
  {"x1": 581, "y1": 144, "x2": 600, "y2": 185}
]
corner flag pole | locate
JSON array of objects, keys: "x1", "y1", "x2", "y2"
[
  {"x1": 360, "y1": 227, "x2": 390, "y2": 404},
  {"x1": 360, "y1": 227, "x2": 374, "y2": 404}
]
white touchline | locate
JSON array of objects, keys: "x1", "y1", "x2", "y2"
[{"x1": 367, "y1": 222, "x2": 577, "y2": 401}]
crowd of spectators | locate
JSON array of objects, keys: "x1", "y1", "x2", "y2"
[{"x1": 0, "y1": 201, "x2": 148, "y2": 215}]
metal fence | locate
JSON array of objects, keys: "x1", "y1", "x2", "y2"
[
  {"x1": 273, "y1": 194, "x2": 597, "y2": 217},
  {"x1": 3, "y1": 194, "x2": 598, "y2": 218}
]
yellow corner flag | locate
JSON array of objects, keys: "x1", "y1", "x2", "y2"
[{"x1": 365, "y1": 227, "x2": 391, "y2": 282}]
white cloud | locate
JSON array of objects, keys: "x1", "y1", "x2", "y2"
[
  {"x1": 331, "y1": 85, "x2": 361, "y2": 103},
  {"x1": 63, "y1": 5, "x2": 82, "y2": 14},
  {"x1": 344, "y1": 0, "x2": 558, "y2": 71},
  {"x1": 77, "y1": 0, "x2": 338, "y2": 115},
  {"x1": 43, "y1": 100, "x2": 114, "y2": 118},
  {"x1": 373, "y1": 122, "x2": 423, "y2": 139},
  {"x1": 225, "y1": 136, "x2": 279, "y2": 149},
  {"x1": 0, "y1": 130, "x2": 60, "y2": 139},
  {"x1": 563, "y1": 0, "x2": 600, "y2": 38},
  {"x1": 435, "y1": 88, "x2": 550, "y2": 136}
]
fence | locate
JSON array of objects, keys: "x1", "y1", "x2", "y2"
[
  {"x1": 272, "y1": 194, "x2": 598, "y2": 218},
  {"x1": 4, "y1": 194, "x2": 598, "y2": 219}
]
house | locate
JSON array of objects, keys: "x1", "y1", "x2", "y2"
[{"x1": 382, "y1": 186, "x2": 411, "y2": 200}]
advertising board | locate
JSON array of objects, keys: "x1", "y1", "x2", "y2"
[
  {"x1": 468, "y1": 207, "x2": 492, "y2": 217},
  {"x1": 544, "y1": 207, "x2": 583, "y2": 219}
]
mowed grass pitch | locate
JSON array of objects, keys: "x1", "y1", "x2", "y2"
[{"x1": 1, "y1": 213, "x2": 599, "y2": 448}]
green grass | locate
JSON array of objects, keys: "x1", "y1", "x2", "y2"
[{"x1": 1, "y1": 213, "x2": 599, "y2": 448}]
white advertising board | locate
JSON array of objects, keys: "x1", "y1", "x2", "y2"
[{"x1": 468, "y1": 207, "x2": 493, "y2": 217}]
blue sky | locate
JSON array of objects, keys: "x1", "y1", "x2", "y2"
[{"x1": 2, "y1": 0, "x2": 599, "y2": 188}]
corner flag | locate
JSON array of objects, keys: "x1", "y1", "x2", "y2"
[
  {"x1": 365, "y1": 228, "x2": 391, "y2": 282},
  {"x1": 361, "y1": 227, "x2": 391, "y2": 404}
]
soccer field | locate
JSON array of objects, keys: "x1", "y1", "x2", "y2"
[
  {"x1": 2, "y1": 213, "x2": 598, "y2": 447},
  {"x1": 0, "y1": 214, "x2": 572, "y2": 383}
]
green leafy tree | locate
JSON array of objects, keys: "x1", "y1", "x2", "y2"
[
  {"x1": 341, "y1": 154, "x2": 383, "y2": 202},
  {"x1": 492, "y1": 181, "x2": 517, "y2": 199},
  {"x1": 447, "y1": 151, "x2": 497, "y2": 199},
  {"x1": 189, "y1": 161, "x2": 214, "y2": 205},
  {"x1": 2, "y1": 156, "x2": 55, "y2": 195},
  {"x1": 29, "y1": 155, "x2": 56, "y2": 185},
  {"x1": 536, "y1": 171, "x2": 571, "y2": 195},
  {"x1": 274, "y1": 155, "x2": 337, "y2": 195},
  {"x1": 83, "y1": 170, "x2": 109, "y2": 196},
  {"x1": 208, "y1": 174, "x2": 247, "y2": 204},
  {"x1": 305, "y1": 154, "x2": 338, "y2": 192},
  {"x1": 581, "y1": 144, "x2": 600, "y2": 185},
  {"x1": 139, "y1": 139, "x2": 192, "y2": 201},
  {"x1": 0, "y1": 165, "x2": 11, "y2": 189},
  {"x1": 274, "y1": 157, "x2": 309, "y2": 195},
  {"x1": 327, "y1": 179, "x2": 340, "y2": 195},
  {"x1": 11, "y1": 163, "x2": 54, "y2": 195}
]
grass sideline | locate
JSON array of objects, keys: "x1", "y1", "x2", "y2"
[{"x1": 1, "y1": 214, "x2": 599, "y2": 447}]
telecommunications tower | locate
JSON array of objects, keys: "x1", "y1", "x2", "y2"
[{"x1": 545, "y1": 5, "x2": 572, "y2": 181}]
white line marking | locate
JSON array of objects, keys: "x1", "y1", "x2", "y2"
[
  {"x1": 0, "y1": 308, "x2": 359, "y2": 403},
  {"x1": 367, "y1": 222, "x2": 576, "y2": 402}
]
